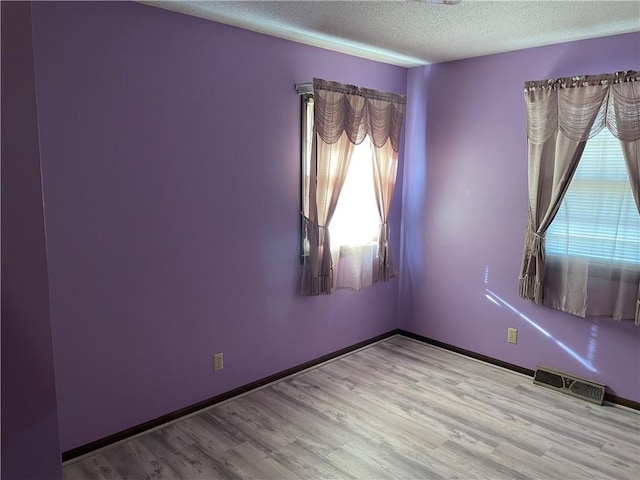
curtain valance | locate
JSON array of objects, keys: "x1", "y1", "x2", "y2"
[
  {"x1": 525, "y1": 71, "x2": 639, "y2": 144},
  {"x1": 313, "y1": 78, "x2": 407, "y2": 152}
]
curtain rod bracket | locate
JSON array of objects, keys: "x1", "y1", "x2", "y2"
[{"x1": 296, "y1": 83, "x2": 313, "y2": 96}]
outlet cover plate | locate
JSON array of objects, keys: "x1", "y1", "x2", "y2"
[
  {"x1": 507, "y1": 328, "x2": 518, "y2": 344},
  {"x1": 214, "y1": 352, "x2": 224, "y2": 371}
]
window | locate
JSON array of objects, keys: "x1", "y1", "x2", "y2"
[
  {"x1": 299, "y1": 78, "x2": 406, "y2": 295},
  {"x1": 546, "y1": 128, "x2": 640, "y2": 267},
  {"x1": 519, "y1": 71, "x2": 638, "y2": 322},
  {"x1": 327, "y1": 141, "x2": 380, "y2": 248},
  {"x1": 301, "y1": 96, "x2": 379, "y2": 251}
]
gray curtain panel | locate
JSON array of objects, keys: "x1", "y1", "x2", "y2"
[
  {"x1": 519, "y1": 71, "x2": 640, "y2": 324},
  {"x1": 614, "y1": 79, "x2": 640, "y2": 323},
  {"x1": 372, "y1": 139, "x2": 398, "y2": 282},
  {"x1": 300, "y1": 78, "x2": 406, "y2": 295}
]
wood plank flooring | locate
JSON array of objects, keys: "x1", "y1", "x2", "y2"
[{"x1": 64, "y1": 336, "x2": 640, "y2": 479}]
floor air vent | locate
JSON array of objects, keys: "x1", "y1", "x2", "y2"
[{"x1": 533, "y1": 365, "x2": 605, "y2": 405}]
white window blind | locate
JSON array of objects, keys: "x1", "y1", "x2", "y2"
[
  {"x1": 546, "y1": 128, "x2": 640, "y2": 266},
  {"x1": 301, "y1": 96, "x2": 313, "y2": 220}
]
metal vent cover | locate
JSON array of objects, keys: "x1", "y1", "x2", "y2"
[{"x1": 533, "y1": 365, "x2": 605, "y2": 405}]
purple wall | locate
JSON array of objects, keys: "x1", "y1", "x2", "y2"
[
  {"x1": 30, "y1": 1, "x2": 406, "y2": 451},
  {"x1": 400, "y1": 32, "x2": 640, "y2": 402},
  {"x1": 1, "y1": 2, "x2": 62, "y2": 478}
]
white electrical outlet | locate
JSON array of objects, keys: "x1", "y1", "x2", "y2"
[
  {"x1": 213, "y1": 352, "x2": 224, "y2": 371},
  {"x1": 507, "y1": 328, "x2": 518, "y2": 344}
]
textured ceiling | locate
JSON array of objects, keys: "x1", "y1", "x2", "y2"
[{"x1": 142, "y1": 1, "x2": 640, "y2": 67}]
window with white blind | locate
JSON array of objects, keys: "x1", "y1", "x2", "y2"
[{"x1": 546, "y1": 128, "x2": 640, "y2": 267}]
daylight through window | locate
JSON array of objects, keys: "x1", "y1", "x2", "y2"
[{"x1": 546, "y1": 128, "x2": 640, "y2": 267}]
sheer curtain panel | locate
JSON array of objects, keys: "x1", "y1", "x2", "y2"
[
  {"x1": 519, "y1": 71, "x2": 640, "y2": 324},
  {"x1": 300, "y1": 78, "x2": 406, "y2": 295}
]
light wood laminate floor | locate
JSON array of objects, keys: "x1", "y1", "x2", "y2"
[{"x1": 64, "y1": 335, "x2": 640, "y2": 479}]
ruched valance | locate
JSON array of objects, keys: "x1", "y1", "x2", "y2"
[
  {"x1": 525, "y1": 71, "x2": 639, "y2": 144},
  {"x1": 313, "y1": 78, "x2": 407, "y2": 152}
]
